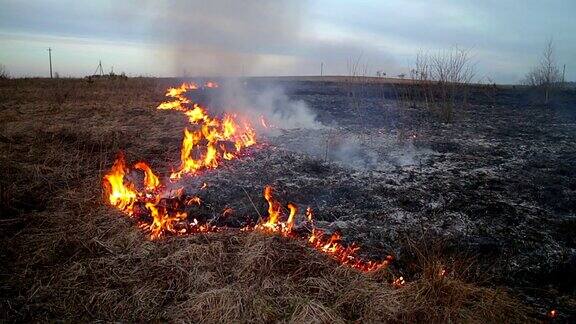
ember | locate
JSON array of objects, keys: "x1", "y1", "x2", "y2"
[
  {"x1": 547, "y1": 309, "x2": 558, "y2": 319},
  {"x1": 102, "y1": 82, "x2": 390, "y2": 273}
]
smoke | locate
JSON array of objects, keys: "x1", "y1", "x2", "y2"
[
  {"x1": 325, "y1": 134, "x2": 429, "y2": 170},
  {"x1": 146, "y1": 0, "x2": 420, "y2": 168},
  {"x1": 267, "y1": 127, "x2": 431, "y2": 171},
  {"x1": 150, "y1": 0, "x2": 306, "y2": 76},
  {"x1": 149, "y1": 1, "x2": 322, "y2": 129},
  {"x1": 199, "y1": 79, "x2": 323, "y2": 131},
  {"x1": 325, "y1": 136, "x2": 379, "y2": 170},
  {"x1": 249, "y1": 85, "x2": 323, "y2": 130}
]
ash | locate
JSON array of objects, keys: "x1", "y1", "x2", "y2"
[{"x1": 182, "y1": 81, "x2": 576, "y2": 316}]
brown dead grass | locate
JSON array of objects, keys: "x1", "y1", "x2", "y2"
[{"x1": 0, "y1": 78, "x2": 532, "y2": 322}]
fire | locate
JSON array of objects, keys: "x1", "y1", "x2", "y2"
[
  {"x1": 155, "y1": 83, "x2": 256, "y2": 180},
  {"x1": 145, "y1": 203, "x2": 188, "y2": 239},
  {"x1": 254, "y1": 187, "x2": 300, "y2": 235},
  {"x1": 254, "y1": 185, "x2": 391, "y2": 272},
  {"x1": 205, "y1": 81, "x2": 219, "y2": 88},
  {"x1": 134, "y1": 162, "x2": 160, "y2": 191},
  {"x1": 102, "y1": 153, "x2": 137, "y2": 215},
  {"x1": 102, "y1": 82, "x2": 392, "y2": 274},
  {"x1": 157, "y1": 83, "x2": 197, "y2": 111},
  {"x1": 103, "y1": 82, "x2": 257, "y2": 238},
  {"x1": 258, "y1": 186, "x2": 282, "y2": 232},
  {"x1": 392, "y1": 276, "x2": 405, "y2": 288},
  {"x1": 286, "y1": 203, "x2": 297, "y2": 232},
  {"x1": 306, "y1": 207, "x2": 314, "y2": 222}
]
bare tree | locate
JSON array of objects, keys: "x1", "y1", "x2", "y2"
[
  {"x1": 0, "y1": 64, "x2": 9, "y2": 79},
  {"x1": 524, "y1": 39, "x2": 561, "y2": 104}
]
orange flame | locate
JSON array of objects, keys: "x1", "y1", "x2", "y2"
[
  {"x1": 259, "y1": 186, "x2": 282, "y2": 231},
  {"x1": 103, "y1": 153, "x2": 137, "y2": 215},
  {"x1": 145, "y1": 203, "x2": 188, "y2": 239},
  {"x1": 286, "y1": 203, "x2": 297, "y2": 233},
  {"x1": 392, "y1": 276, "x2": 405, "y2": 288},
  {"x1": 156, "y1": 84, "x2": 256, "y2": 180},
  {"x1": 255, "y1": 185, "x2": 391, "y2": 272},
  {"x1": 134, "y1": 162, "x2": 160, "y2": 191}
]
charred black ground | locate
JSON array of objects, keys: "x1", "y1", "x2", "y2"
[{"x1": 179, "y1": 80, "x2": 576, "y2": 319}]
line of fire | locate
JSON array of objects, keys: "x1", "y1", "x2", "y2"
[{"x1": 102, "y1": 82, "x2": 395, "y2": 274}]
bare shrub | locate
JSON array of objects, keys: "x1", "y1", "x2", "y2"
[
  {"x1": 346, "y1": 54, "x2": 370, "y2": 112},
  {"x1": 407, "y1": 47, "x2": 476, "y2": 122},
  {"x1": 523, "y1": 39, "x2": 561, "y2": 104}
]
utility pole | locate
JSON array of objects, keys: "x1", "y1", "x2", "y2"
[
  {"x1": 320, "y1": 62, "x2": 324, "y2": 77},
  {"x1": 562, "y1": 64, "x2": 566, "y2": 84},
  {"x1": 48, "y1": 47, "x2": 53, "y2": 78}
]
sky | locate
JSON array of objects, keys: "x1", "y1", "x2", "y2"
[{"x1": 0, "y1": 0, "x2": 574, "y2": 83}]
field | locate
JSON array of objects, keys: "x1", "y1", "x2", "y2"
[{"x1": 1, "y1": 77, "x2": 575, "y2": 322}]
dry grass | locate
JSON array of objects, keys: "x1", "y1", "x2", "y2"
[{"x1": 0, "y1": 78, "x2": 532, "y2": 322}]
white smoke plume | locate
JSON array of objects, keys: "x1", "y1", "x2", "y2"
[
  {"x1": 201, "y1": 79, "x2": 323, "y2": 131},
  {"x1": 150, "y1": 0, "x2": 306, "y2": 76}
]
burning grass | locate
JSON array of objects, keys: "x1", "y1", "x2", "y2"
[
  {"x1": 101, "y1": 81, "x2": 391, "y2": 272},
  {"x1": 0, "y1": 78, "x2": 533, "y2": 322}
]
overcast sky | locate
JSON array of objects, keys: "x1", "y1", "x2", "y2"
[{"x1": 0, "y1": 0, "x2": 574, "y2": 83}]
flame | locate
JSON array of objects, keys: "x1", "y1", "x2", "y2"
[
  {"x1": 205, "y1": 81, "x2": 219, "y2": 88},
  {"x1": 286, "y1": 203, "x2": 297, "y2": 233},
  {"x1": 157, "y1": 83, "x2": 197, "y2": 111},
  {"x1": 156, "y1": 85, "x2": 256, "y2": 180},
  {"x1": 547, "y1": 309, "x2": 558, "y2": 319},
  {"x1": 103, "y1": 82, "x2": 392, "y2": 274},
  {"x1": 102, "y1": 153, "x2": 137, "y2": 215},
  {"x1": 134, "y1": 162, "x2": 160, "y2": 191},
  {"x1": 186, "y1": 196, "x2": 202, "y2": 205},
  {"x1": 259, "y1": 186, "x2": 282, "y2": 231},
  {"x1": 145, "y1": 203, "x2": 188, "y2": 239},
  {"x1": 254, "y1": 185, "x2": 391, "y2": 272},
  {"x1": 392, "y1": 276, "x2": 405, "y2": 288}
]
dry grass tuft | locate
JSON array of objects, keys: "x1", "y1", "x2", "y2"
[{"x1": 0, "y1": 78, "x2": 532, "y2": 322}]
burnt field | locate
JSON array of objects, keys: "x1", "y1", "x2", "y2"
[{"x1": 1, "y1": 77, "x2": 575, "y2": 322}]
